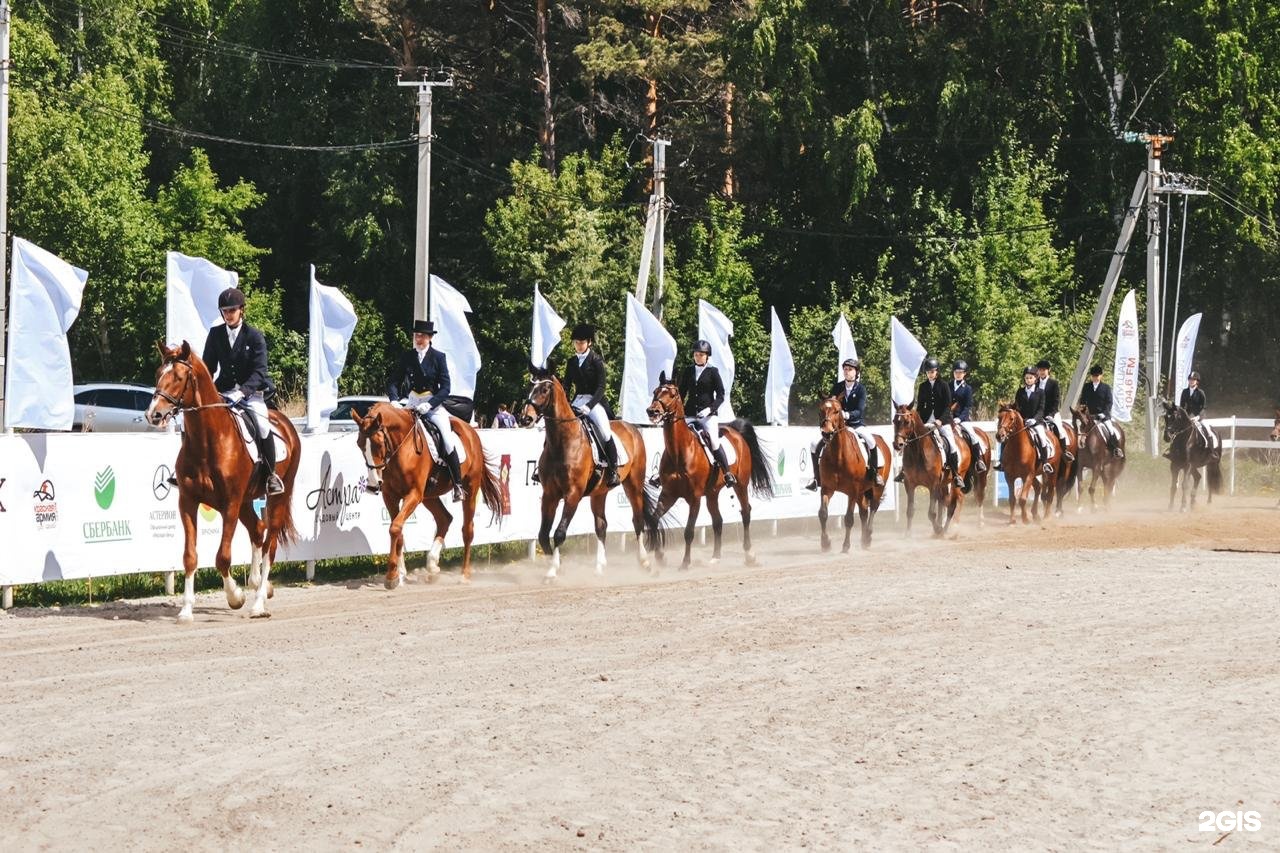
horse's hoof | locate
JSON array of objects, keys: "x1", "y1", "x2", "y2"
[
  {"x1": 708, "y1": 557, "x2": 720, "y2": 567},
  {"x1": 542, "y1": 575, "x2": 557, "y2": 585},
  {"x1": 427, "y1": 572, "x2": 440, "y2": 584},
  {"x1": 459, "y1": 574, "x2": 471, "y2": 585},
  {"x1": 595, "y1": 566, "x2": 605, "y2": 577},
  {"x1": 227, "y1": 592, "x2": 246, "y2": 610},
  {"x1": 250, "y1": 609, "x2": 271, "y2": 619},
  {"x1": 384, "y1": 575, "x2": 399, "y2": 591},
  {"x1": 176, "y1": 611, "x2": 194, "y2": 624},
  {"x1": 745, "y1": 552, "x2": 759, "y2": 567},
  {"x1": 639, "y1": 558, "x2": 651, "y2": 571},
  {"x1": 678, "y1": 564, "x2": 691, "y2": 572},
  {"x1": 820, "y1": 541, "x2": 832, "y2": 553}
]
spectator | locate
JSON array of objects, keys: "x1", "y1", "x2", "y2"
[{"x1": 494, "y1": 402, "x2": 517, "y2": 429}]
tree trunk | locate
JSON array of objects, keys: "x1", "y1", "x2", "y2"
[
  {"x1": 535, "y1": 0, "x2": 557, "y2": 174},
  {"x1": 722, "y1": 82, "x2": 735, "y2": 198}
]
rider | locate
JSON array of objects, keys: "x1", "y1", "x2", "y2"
[
  {"x1": 387, "y1": 319, "x2": 466, "y2": 502},
  {"x1": 563, "y1": 323, "x2": 620, "y2": 487},
  {"x1": 1015, "y1": 365, "x2": 1054, "y2": 474},
  {"x1": 806, "y1": 357, "x2": 883, "y2": 491},
  {"x1": 679, "y1": 339, "x2": 737, "y2": 487},
  {"x1": 1174, "y1": 370, "x2": 1216, "y2": 454},
  {"x1": 196, "y1": 286, "x2": 284, "y2": 496},
  {"x1": 950, "y1": 360, "x2": 987, "y2": 474},
  {"x1": 1036, "y1": 359, "x2": 1073, "y2": 462},
  {"x1": 901, "y1": 357, "x2": 963, "y2": 489},
  {"x1": 1078, "y1": 364, "x2": 1124, "y2": 458}
]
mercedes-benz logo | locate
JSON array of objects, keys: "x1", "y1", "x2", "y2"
[{"x1": 153, "y1": 465, "x2": 173, "y2": 500}]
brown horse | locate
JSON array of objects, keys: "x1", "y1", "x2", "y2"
[
  {"x1": 1160, "y1": 399, "x2": 1223, "y2": 511},
  {"x1": 520, "y1": 369, "x2": 659, "y2": 580},
  {"x1": 815, "y1": 397, "x2": 893, "y2": 551},
  {"x1": 995, "y1": 404, "x2": 1077, "y2": 523},
  {"x1": 352, "y1": 402, "x2": 502, "y2": 586},
  {"x1": 1272, "y1": 408, "x2": 1280, "y2": 442},
  {"x1": 645, "y1": 377, "x2": 775, "y2": 570},
  {"x1": 145, "y1": 341, "x2": 300, "y2": 622},
  {"x1": 1071, "y1": 405, "x2": 1126, "y2": 511},
  {"x1": 891, "y1": 404, "x2": 971, "y2": 536}
]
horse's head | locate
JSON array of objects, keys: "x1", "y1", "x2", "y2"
[
  {"x1": 520, "y1": 364, "x2": 559, "y2": 427},
  {"x1": 646, "y1": 371, "x2": 683, "y2": 425},
  {"x1": 352, "y1": 404, "x2": 398, "y2": 494},
  {"x1": 994, "y1": 402, "x2": 1021, "y2": 443},
  {"x1": 1161, "y1": 399, "x2": 1187, "y2": 442},
  {"x1": 818, "y1": 397, "x2": 845, "y2": 436},
  {"x1": 1071, "y1": 404, "x2": 1093, "y2": 431},
  {"x1": 891, "y1": 403, "x2": 919, "y2": 451},
  {"x1": 146, "y1": 340, "x2": 197, "y2": 427},
  {"x1": 1271, "y1": 408, "x2": 1280, "y2": 442}
]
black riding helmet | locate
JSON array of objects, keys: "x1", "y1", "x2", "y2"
[
  {"x1": 842, "y1": 357, "x2": 860, "y2": 370},
  {"x1": 1023, "y1": 365, "x2": 1037, "y2": 377},
  {"x1": 923, "y1": 357, "x2": 940, "y2": 371},
  {"x1": 1187, "y1": 370, "x2": 1201, "y2": 381},
  {"x1": 571, "y1": 323, "x2": 596, "y2": 342},
  {"x1": 691, "y1": 339, "x2": 712, "y2": 356},
  {"x1": 218, "y1": 287, "x2": 247, "y2": 310},
  {"x1": 953, "y1": 360, "x2": 968, "y2": 372}
]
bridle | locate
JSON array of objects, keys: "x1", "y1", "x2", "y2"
[
  {"x1": 892, "y1": 410, "x2": 932, "y2": 448},
  {"x1": 153, "y1": 358, "x2": 231, "y2": 419},
  {"x1": 359, "y1": 413, "x2": 424, "y2": 474},
  {"x1": 646, "y1": 385, "x2": 681, "y2": 425},
  {"x1": 524, "y1": 378, "x2": 580, "y2": 424},
  {"x1": 995, "y1": 410, "x2": 1031, "y2": 443}
]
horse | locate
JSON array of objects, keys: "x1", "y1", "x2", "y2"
[
  {"x1": 1160, "y1": 399, "x2": 1223, "y2": 511},
  {"x1": 645, "y1": 376, "x2": 775, "y2": 570},
  {"x1": 891, "y1": 404, "x2": 971, "y2": 536},
  {"x1": 1071, "y1": 405, "x2": 1126, "y2": 511},
  {"x1": 994, "y1": 403, "x2": 1067, "y2": 524},
  {"x1": 145, "y1": 341, "x2": 300, "y2": 622},
  {"x1": 352, "y1": 402, "x2": 502, "y2": 586},
  {"x1": 1272, "y1": 408, "x2": 1280, "y2": 443},
  {"x1": 814, "y1": 397, "x2": 893, "y2": 551},
  {"x1": 519, "y1": 369, "x2": 659, "y2": 581}
]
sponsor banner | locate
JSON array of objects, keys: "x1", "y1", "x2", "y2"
[{"x1": 0, "y1": 426, "x2": 902, "y2": 586}]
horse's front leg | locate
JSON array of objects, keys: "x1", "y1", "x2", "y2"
[
  {"x1": 1168, "y1": 465, "x2": 1179, "y2": 511},
  {"x1": 858, "y1": 494, "x2": 873, "y2": 550},
  {"x1": 735, "y1": 480, "x2": 757, "y2": 566},
  {"x1": 904, "y1": 484, "x2": 917, "y2": 536},
  {"x1": 681, "y1": 498, "x2": 701, "y2": 571},
  {"x1": 842, "y1": 495, "x2": 856, "y2": 553},
  {"x1": 818, "y1": 491, "x2": 832, "y2": 552},
  {"x1": 1189, "y1": 468, "x2": 1202, "y2": 511},
  {"x1": 176, "y1": 496, "x2": 207, "y2": 623},
  {"x1": 590, "y1": 491, "x2": 609, "y2": 576},
  {"x1": 704, "y1": 489, "x2": 725, "y2": 564},
  {"x1": 546, "y1": 492, "x2": 585, "y2": 582},
  {"x1": 387, "y1": 488, "x2": 424, "y2": 589}
]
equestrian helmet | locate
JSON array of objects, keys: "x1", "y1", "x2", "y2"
[
  {"x1": 952, "y1": 360, "x2": 968, "y2": 372},
  {"x1": 571, "y1": 323, "x2": 596, "y2": 342},
  {"x1": 1187, "y1": 370, "x2": 1201, "y2": 381},
  {"x1": 412, "y1": 319, "x2": 437, "y2": 336},
  {"x1": 1089, "y1": 364, "x2": 1104, "y2": 376},
  {"x1": 1023, "y1": 365, "x2": 1038, "y2": 376},
  {"x1": 842, "y1": 357, "x2": 860, "y2": 370},
  {"x1": 1036, "y1": 359, "x2": 1051, "y2": 370},
  {"x1": 923, "y1": 357, "x2": 940, "y2": 371},
  {"x1": 691, "y1": 339, "x2": 713, "y2": 355},
  {"x1": 218, "y1": 287, "x2": 247, "y2": 310}
]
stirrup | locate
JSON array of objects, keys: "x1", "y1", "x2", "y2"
[
  {"x1": 722, "y1": 471, "x2": 739, "y2": 486},
  {"x1": 647, "y1": 473, "x2": 660, "y2": 487},
  {"x1": 893, "y1": 471, "x2": 905, "y2": 483},
  {"x1": 975, "y1": 460, "x2": 988, "y2": 473},
  {"x1": 166, "y1": 474, "x2": 178, "y2": 487},
  {"x1": 1113, "y1": 448, "x2": 1125, "y2": 459},
  {"x1": 1064, "y1": 451, "x2": 1076, "y2": 462},
  {"x1": 266, "y1": 473, "x2": 285, "y2": 496},
  {"x1": 805, "y1": 478, "x2": 819, "y2": 492},
  {"x1": 1041, "y1": 462, "x2": 1055, "y2": 474},
  {"x1": 531, "y1": 468, "x2": 541, "y2": 485},
  {"x1": 604, "y1": 467, "x2": 621, "y2": 487},
  {"x1": 451, "y1": 484, "x2": 464, "y2": 503}
]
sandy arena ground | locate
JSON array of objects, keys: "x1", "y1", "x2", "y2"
[{"x1": 2, "y1": 491, "x2": 1279, "y2": 850}]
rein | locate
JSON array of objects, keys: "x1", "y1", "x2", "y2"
[
  {"x1": 155, "y1": 359, "x2": 233, "y2": 418},
  {"x1": 363, "y1": 413, "x2": 425, "y2": 472},
  {"x1": 525, "y1": 380, "x2": 585, "y2": 424}
]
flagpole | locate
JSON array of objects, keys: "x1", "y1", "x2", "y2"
[{"x1": 0, "y1": 0, "x2": 12, "y2": 431}]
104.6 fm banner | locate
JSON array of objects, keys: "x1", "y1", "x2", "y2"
[{"x1": 0, "y1": 426, "x2": 891, "y2": 586}]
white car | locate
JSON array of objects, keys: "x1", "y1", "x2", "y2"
[
  {"x1": 73, "y1": 383, "x2": 157, "y2": 432},
  {"x1": 326, "y1": 396, "x2": 384, "y2": 432}
]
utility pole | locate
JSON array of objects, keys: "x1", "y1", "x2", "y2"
[
  {"x1": 1132, "y1": 131, "x2": 1174, "y2": 457},
  {"x1": 634, "y1": 137, "x2": 671, "y2": 317},
  {"x1": 397, "y1": 73, "x2": 452, "y2": 323},
  {"x1": 0, "y1": 0, "x2": 11, "y2": 433}
]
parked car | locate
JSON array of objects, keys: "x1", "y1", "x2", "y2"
[
  {"x1": 326, "y1": 396, "x2": 384, "y2": 432},
  {"x1": 73, "y1": 383, "x2": 157, "y2": 432}
]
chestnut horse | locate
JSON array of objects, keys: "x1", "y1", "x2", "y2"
[
  {"x1": 352, "y1": 402, "x2": 502, "y2": 586},
  {"x1": 519, "y1": 369, "x2": 659, "y2": 580},
  {"x1": 891, "y1": 404, "x2": 971, "y2": 536},
  {"x1": 815, "y1": 397, "x2": 893, "y2": 551},
  {"x1": 645, "y1": 377, "x2": 775, "y2": 570},
  {"x1": 1071, "y1": 405, "x2": 1126, "y2": 511},
  {"x1": 995, "y1": 404, "x2": 1078, "y2": 523},
  {"x1": 145, "y1": 342, "x2": 300, "y2": 622},
  {"x1": 1160, "y1": 399, "x2": 1223, "y2": 511}
]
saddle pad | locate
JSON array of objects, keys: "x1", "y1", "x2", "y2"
[
  {"x1": 417, "y1": 418, "x2": 468, "y2": 466},
  {"x1": 844, "y1": 427, "x2": 877, "y2": 463},
  {"x1": 585, "y1": 421, "x2": 630, "y2": 468},
  {"x1": 233, "y1": 412, "x2": 289, "y2": 464},
  {"x1": 693, "y1": 428, "x2": 737, "y2": 467}
]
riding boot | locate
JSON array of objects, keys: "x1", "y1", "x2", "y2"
[
  {"x1": 713, "y1": 446, "x2": 738, "y2": 486},
  {"x1": 805, "y1": 450, "x2": 822, "y2": 491},
  {"x1": 253, "y1": 419, "x2": 284, "y2": 496},
  {"x1": 948, "y1": 451, "x2": 965, "y2": 489},
  {"x1": 446, "y1": 449, "x2": 465, "y2": 502},
  {"x1": 1061, "y1": 434, "x2": 1075, "y2": 463},
  {"x1": 970, "y1": 442, "x2": 987, "y2": 473},
  {"x1": 602, "y1": 438, "x2": 621, "y2": 487},
  {"x1": 865, "y1": 446, "x2": 884, "y2": 486},
  {"x1": 1037, "y1": 442, "x2": 1055, "y2": 475}
]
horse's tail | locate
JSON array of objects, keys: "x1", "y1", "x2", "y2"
[
  {"x1": 730, "y1": 419, "x2": 775, "y2": 500},
  {"x1": 275, "y1": 485, "x2": 299, "y2": 550},
  {"x1": 479, "y1": 452, "x2": 504, "y2": 527},
  {"x1": 1206, "y1": 452, "x2": 1224, "y2": 495},
  {"x1": 641, "y1": 484, "x2": 667, "y2": 553}
]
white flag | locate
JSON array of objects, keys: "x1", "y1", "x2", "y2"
[
  {"x1": 428, "y1": 274, "x2": 482, "y2": 400},
  {"x1": 531, "y1": 284, "x2": 566, "y2": 370},
  {"x1": 621, "y1": 292, "x2": 676, "y2": 422},
  {"x1": 765, "y1": 307, "x2": 795, "y2": 425},
  {"x1": 697, "y1": 298, "x2": 735, "y2": 419},
  {"x1": 889, "y1": 316, "x2": 927, "y2": 409},
  {"x1": 1111, "y1": 289, "x2": 1140, "y2": 422},
  {"x1": 306, "y1": 266, "x2": 358, "y2": 432},
  {"x1": 166, "y1": 251, "x2": 237, "y2": 355},
  {"x1": 1173, "y1": 312, "x2": 1203, "y2": 402},
  {"x1": 4, "y1": 238, "x2": 89, "y2": 431},
  {"x1": 832, "y1": 312, "x2": 858, "y2": 379}
]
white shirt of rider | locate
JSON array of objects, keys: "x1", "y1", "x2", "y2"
[
  {"x1": 694, "y1": 365, "x2": 705, "y2": 381},
  {"x1": 415, "y1": 343, "x2": 431, "y2": 365},
  {"x1": 226, "y1": 322, "x2": 241, "y2": 349}
]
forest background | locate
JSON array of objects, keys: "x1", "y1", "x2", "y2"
[{"x1": 8, "y1": 0, "x2": 1279, "y2": 423}]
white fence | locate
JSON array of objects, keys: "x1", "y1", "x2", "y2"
[
  {"x1": 1203, "y1": 416, "x2": 1278, "y2": 496},
  {"x1": 0, "y1": 425, "x2": 901, "y2": 590}
]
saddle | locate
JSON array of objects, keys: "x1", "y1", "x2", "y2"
[
  {"x1": 414, "y1": 413, "x2": 467, "y2": 465},
  {"x1": 231, "y1": 407, "x2": 289, "y2": 465},
  {"x1": 578, "y1": 415, "x2": 629, "y2": 469},
  {"x1": 686, "y1": 420, "x2": 737, "y2": 466}
]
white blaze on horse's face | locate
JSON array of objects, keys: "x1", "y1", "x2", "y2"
[{"x1": 146, "y1": 361, "x2": 181, "y2": 426}]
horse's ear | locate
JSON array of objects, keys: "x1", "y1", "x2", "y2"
[
  {"x1": 907, "y1": 401, "x2": 916, "y2": 411},
  {"x1": 351, "y1": 408, "x2": 366, "y2": 428},
  {"x1": 658, "y1": 369, "x2": 668, "y2": 386},
  {"x1": 179, "y1": 340, "x2": 192, "y2": 361},
  {"x1": 155, "y1": 339, "x2": 168, "y2": 358},
  {"x1": 370, "y1": 412, "x2": 382, "y2": 431}
]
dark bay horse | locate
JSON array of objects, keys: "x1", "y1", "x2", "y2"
[
  {"x1": 1071, "y1": 405, "x2": 1126, "y2": 511},
  {"x1": 352, "y1": 402, "x2": 502, "y2": 586},
  {"x1": 520, "y1": 369, "x2": 658, "y2": 580},
  {"x1": 994, "y1": 403, "x2": 1066, "y2": 524},
  {"x1": 1161, "y1": 400, "x2": 1223, "y2": 511},
  {"x1": 145, "y1": 342, "x2": 300, "y2": 622},
  {"x1": 645, "y1": 377, "x2": 775, "y2": 570},
  {"x1": 892, "y1": 404, "x2": 970, "y2": 536},
  {"x1": 815, "y1": 397, "x2": 892, "y2": 551}
]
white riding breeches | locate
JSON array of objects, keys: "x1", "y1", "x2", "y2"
[
  {"x1": 955, "y1": 421, "x2": 981, "y2": 445},
  {"x1": 409, "y1": 393, "x2": 458, "y2": 455},
  {"x1": 225, "y1": 391, "x2": 270, "y2": 438},
  {"x1": 572, "y1": 396, "x2": 614, "y2": 445},
  {"x1": 1032, "y1": 424, "x2": 1050, "y2": 451},
  {"x1": 937, "y1": 422, "x2": 960, "y2": 456},
  {"x1": 689, "y1": 414, "x2": 721, "y2": 451},
  {"x1": 810, "y1": 426, "x2": 875, "y2": 456}
]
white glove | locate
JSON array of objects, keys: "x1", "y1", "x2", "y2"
[
  {"x1": 397, "y1": 398, "x2": 411, "y2": 408},
  {"x1": 415, "y1": 401, "x2": 433, "y2": 415},
  {"x1": 574, "y1": 404, "x2": 590, "y2": 415},
  {"x1": 1026, "y1": 418, "x2": 1037, "y2": 426},
  {"x1": 224, "y1": 389, "x2": 245, "y2": 404},
  {"x1": 698, "y1": 408, "x2": 712, "y2": 418}
]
